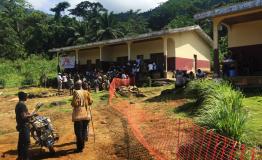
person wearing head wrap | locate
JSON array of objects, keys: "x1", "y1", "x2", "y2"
[{"x1": 71, "y1": 81, "x2": 93, "y2": 153}]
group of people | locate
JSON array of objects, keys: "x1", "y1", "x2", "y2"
[
  {"x1": 78, "y1": 58, "x2": 162, "y2": 88},
  {"x1": 57, "y1": 71, "x2": 111, "y2": 94},
  {"x1": 175, "y1": 69, "x2": 206, "y2": 88},
  {"x1": 57, "y1": 73, "x2": 74, "y2": 94},
  {"x1": 15, "y1": 80, "x2": 93, "y2": 159},
  {"x1": 56, "y1": 56, "x2": 167, "y2": 93}
]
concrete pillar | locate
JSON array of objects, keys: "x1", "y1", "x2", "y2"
[
  {"x1": 75, "y1": 49, "x2": 79, "y2": 64},
  {"x1": 127, "y1": 41, "x2": 132, "y2": 61},
  {"x1": 213, "y1": 23, "x2": 220, "y2": 76},
  {"x1": 99, "y1": 46, "x2": 103, "y2": 61},
  {"x1": 163, "y1": 37, "x2": 168, "y2": 78},
  {"x1": 57, "y1": 51, "x2": 60, "y2": 73},
  {"x1": 75, "y1": 49, "x2": 79, "y2": 71},
  {"x1": 99, "y1": 46, "x2": 103, "y2": 69}
]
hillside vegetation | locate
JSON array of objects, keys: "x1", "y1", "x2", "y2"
[
  {"x1": 0, "y1": 0, "x2": 250, "y2": 87},
  {"x1": 0, "y1": 0, "x2": 249, "y2": 60},
  {"x1": 0, "y1": 55, "x2": 57, "y2": 87}
]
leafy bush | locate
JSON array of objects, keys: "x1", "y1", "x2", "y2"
[
  {"x1": 185, "y1": 79, "x2": 217, "y2": 106},
  {"x1": 0, "y1": 55, "x2": 57, "y2": 87},
  {"x1": 22, "y1": 72, "x2": 36, "y2": 86},
  {"x1": 186, "y1": 80, "x2": 248, "y2": 142}
]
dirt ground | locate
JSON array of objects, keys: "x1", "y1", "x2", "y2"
[
  {"x1": 0, "y1": 89, "x2": 151, "y2": 160},
  {"x1": 1, "y1": 85, "x2": 261, "y2": 160}
]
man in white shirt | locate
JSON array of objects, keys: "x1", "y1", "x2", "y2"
[
  {"x1": 121, "y1": 73, "x2": 127, "y2": 79},
  {"x1": 57, "y1": 73, "x2": 63, "y2": 91},
  {"x1": 148, "y1": 63, "x2": 153, "y2": 72},
  {"x1": 62, "y1": 74, "x2": 68, "y2": 89},
  {"x1": 148, "y1": 62, "x2": 154, "y2": 78}
]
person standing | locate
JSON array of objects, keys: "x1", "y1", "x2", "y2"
[
  {"x1": 15, "y1": 92, "x2": 33, "y2": 160},
  {"x1": 152, "y1": 62, "x2": 157, "y2": 72},
  {"x1": 148, "y1": 62, "x2": 154, "y2": 78},
  {"x1": 57, "y1": 73, "x2": 63, "y2": 92},
  {"x1": 68, "y1": 74, "x2": 74, "y2": 95},
  {"x1": 71, "y1": 82, "x2": 93, "y2": 153},
  {"x1": 62, "y1": 73, "x2": 68, "y2": 89}
]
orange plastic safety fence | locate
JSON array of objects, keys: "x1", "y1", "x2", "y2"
[
  {"x1": 108, "y1": 78, "x2": 135, "y2": 105},
  {"x1": 109, "y1": 80, "x2": 262, "y2": 160}
]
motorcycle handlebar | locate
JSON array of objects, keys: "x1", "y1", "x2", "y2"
[{"x1": 31, "y1": 103, "x2": 44, "y2": 115}]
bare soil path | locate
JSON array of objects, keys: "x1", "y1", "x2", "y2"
[{"x1": 0, "y1": 91, "x2": 150, "y2": 160}]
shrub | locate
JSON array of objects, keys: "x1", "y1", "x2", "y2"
[
  {"x1": 22, "y1": 72, "x2": 36, "y2": 86},
  {"x1": 186, "y1": 80, "x2": 248, "y2": 142},
  {"x1": 185, "y1": 79, "x2": 216, "y2": 106},
  {"x1": 0, "y1": 55, "x2": 57, "y2": 87}
]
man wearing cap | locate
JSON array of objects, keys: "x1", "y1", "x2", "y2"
[
  {"x1": 71, "y1": 81, "x2": 93, "y2": 153},
  {"x1": 15, "y1": 92, "x2": 34, "y2": 160}
]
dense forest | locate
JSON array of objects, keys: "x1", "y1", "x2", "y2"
[{"x1": 0, "y1": 0, "x2": 249, "y2": 60}]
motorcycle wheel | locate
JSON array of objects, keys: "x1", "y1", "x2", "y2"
[{"x1": 48, "y1": 146, "x2": 55, "y2": 153}]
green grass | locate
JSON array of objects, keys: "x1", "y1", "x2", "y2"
[
  {"x1": 172, "y1": 100, "x2": 196, "y2": 118},
  {"x1": 0, "y1": 87, "x2": 55, "y2": 97},
  {"x1": 91, "y1": 91, "x2": 109, "y2": 104},
  {"x1": 171, "y1": 89, "x2": 262, "y2": 146},
  {"x1": 36, "y1": 91, "x2": 109, "y2": 115},
  {"x1": 0, "y1": 55, "x2": 57, "y2": 88},
  {"x1": 184, "y1": 80, "x2": 248, "y2": 142},
  {"x1": 243, "y1": 95, "x2": 262, "y2": 146}
]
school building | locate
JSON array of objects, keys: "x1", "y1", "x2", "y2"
[
  {"x1": 49, "y1": 25, "x2": 212, "y2": 78},
  {"x1": 195, "y1": 0, "x2": 262, "y2": 86}
]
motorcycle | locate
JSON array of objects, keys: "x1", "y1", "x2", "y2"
[{"x1": 28, "y1": 103, "x2": 59, "y2": 153}]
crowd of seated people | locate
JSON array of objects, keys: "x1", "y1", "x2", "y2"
[{"x1": 175, "y1": 69, "x2": 206, "y2": 88}]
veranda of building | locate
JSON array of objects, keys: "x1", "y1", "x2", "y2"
[
  {"x1": 195, "y1": 0, "x2": 262, "y2": 86},
  {"x1": 49, "y1": 25, "x2": 212, "y2": 79}
]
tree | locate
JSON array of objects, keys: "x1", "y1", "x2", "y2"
[
  {"x1": 23, "y1": 11, "x2": 50, "y2": 54},
  {"x1": 116, "y1": 10, "x2": 149, "y2": 36},
  {"x1": 167, "y1": 15, "x2": 195, "y2": 29},
  {"x1": 95, "y1": 12, "x2": 124, "y2": 41},
  {"x1": 0, "y1": 0, "x2": 28, "y2": 59},
  {"x1": 69, "y1": 1, "x2": 106, "y2": 21},
  {"x1": 66, "y1": 21, "x2": 90, "y2": 45},
  {"x1": 0, "y1": 0, "x2": 245, "y2": 60},
  {"x1": 50, "y1": 2, "x2": 70, "y2": 21}
]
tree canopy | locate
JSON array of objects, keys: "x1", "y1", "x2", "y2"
[
  {"x1": 50, "y1": 1, "x2": 70, "y2": 20},
  {"x1": 0, "y1": 0, "x2": 249, "y2": 60}
]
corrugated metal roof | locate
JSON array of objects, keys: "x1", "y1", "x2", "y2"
[
  {"x1": 49, "y1": 25, "x2": 213, "y2": 52},
  {"x1": 194, "y1": 0, "x2": 262, "y2": 20}
]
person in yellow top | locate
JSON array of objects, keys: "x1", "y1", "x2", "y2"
[{"x1": 71, "y1": 80, "x2": 93, "y2": 153}]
